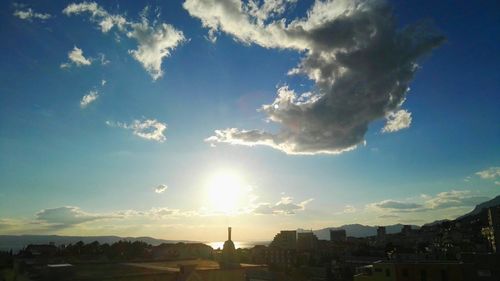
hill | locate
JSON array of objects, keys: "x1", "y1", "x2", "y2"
[
  {"x1": 457, "y1": 195, "x2": 500, "y2": 220},
  {"x1": 0, "y1": 235, "x2": 194, "y2": 252},
  {"x1": 299, "y1": 223, "x2": 420, "y2": 239}
]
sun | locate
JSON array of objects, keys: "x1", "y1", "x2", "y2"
[{"x1": 205, "y1": 170, "x2": 246, "y2": 215}]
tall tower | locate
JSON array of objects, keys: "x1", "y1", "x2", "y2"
[{"x1": 221, "y1": 226, "x2": 237, "y2": 268}]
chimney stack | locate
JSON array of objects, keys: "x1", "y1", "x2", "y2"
[{"x1": 228, "y1": 227, "x2": 232, "y2": 241}]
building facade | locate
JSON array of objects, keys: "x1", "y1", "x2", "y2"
[{"x1": 330, "y1": 229, "x2": 347, "y2": 242}]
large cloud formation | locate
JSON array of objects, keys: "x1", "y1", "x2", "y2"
[
  {"x1": 185, "y1": 0, "x2": 445, "y2": 154},
  {"x1": 63, "y1": 2, "x2": 185, "y2": 80}
]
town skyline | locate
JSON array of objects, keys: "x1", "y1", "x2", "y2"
[{"x1": 1, "y1": 0, "x2": 499, "y2": 242}]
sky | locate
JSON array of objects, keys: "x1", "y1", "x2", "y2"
[{"x1": 0, "y1": 0, "x2": 499, "y2": 242}]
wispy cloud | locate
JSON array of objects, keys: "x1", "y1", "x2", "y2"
[
  {"x1": 476, "y1": 167, "x2": 500, "y2": 180},
  {"x1": 154, "y1": 184, "x2": 168, "y2": 194},
  {"x1": 370, "y1": 200, "x2": 423, "y2": 211},
  {"x1": 98, "y1": 53, "x2": 110, "y2": 65},
  {"x1": 342, "y1": 205, "x2": 357, "y2": 214},
  {"x1": 35, "y1": 206, "x2": 115, "y2": 230},
  {"x1": 13, "y1": 7, "x2": 51, "y2": 21},
  {"x1": 253, "y1": 197, "x2": 313, "y2": 215},
  {"x1": 80, "y1": 90, "x2": 99, "y2": 108},
  {"x1": 426, "y1": 190, "x2": 489, "y2": 209},
  {"x1": 378, "y1": 214, "x2": 400, "y2": 219},
  {"x1": 368, "y1": 190, "x2": 489, "y2": 213},
  {"x1": 63, "y1": 2, "x2": 185, "y2": 80},
  {"x1": 106, "y1": 119, "x2": 167, "y2": 142},
  {"x1": 186, "y1": 0, "x2": 444, "y2": 154}
]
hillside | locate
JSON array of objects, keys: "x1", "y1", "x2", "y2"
[
  {"x1": 300, "y1": 223, "x2": 419, "y2": 239},
  {"x1": 458, "y1": 195, "x2": 500, "y2": 219},
  {"x1": 0, "y1": 235, "x2": 193, "y2": 252}
]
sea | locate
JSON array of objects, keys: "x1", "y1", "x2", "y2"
[{"x1": 206, "y1": 241, "x2": 269, "y2": 250}]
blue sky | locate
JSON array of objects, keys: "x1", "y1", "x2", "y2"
[{"x1": 0, "y1": 0, "x2": 498, "y2": 241}]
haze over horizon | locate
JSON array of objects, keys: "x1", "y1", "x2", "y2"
[{"x1": 0, "y1": 0, "x2": 498, "y2": 242}]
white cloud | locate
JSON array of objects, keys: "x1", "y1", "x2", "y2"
[
  {"x1": 63, "y1": 2, "x2": 127, "y2": 33},
  {"x1": 119, "y1": 207, "x2": 197, "y2": 219},
  {"x1": 63, "y1": 2, "x2": 185, "y2": 80},
  {"x1": 13, "y1": 8, "x2": 51, "y2": 21},
  {"x1": 61, "y1": 46, "x2": 92, "y2": 68},
  {"x1": 154, "y1": 184, "x2": 168, "y2": 193},
  {"x1": 247, "y1": 0, "x2": 297, "y2": 25},
  {"x1": 106, "y1": 119, "x2": 167, "y2": 142},
  {"x1": 370, "y1": 200, "x2": 423, "y2": 211},
  {"x1": 126, "y1": 10, "x2": 186, "y2": 80},
  {"x1": 36, "y1": 206, "x2": 113, "y2": 229},
  {"x1": 426, "y1": 190, "x2": 489, "y2": 209},
  {"x1": 80, "y1": 90, "x2": 99, "y2": 108},
  {"x1": 378, "y1": 214, "x2": 399, "y2": 219},
  {"x1": 382, "y1": 109, "x2": 412, "y2": 133},
  {"x1": 476, "y1": 167, "x2": 500, "y2": 180},
  {"x1": 343, "y1": 205, "x2": 356, "y2": 214},
  {"x1": 368, "y1": 190, "x2": 489, "y2": 213},
  {"x1": 186, "y1": 0, "x2": 444, "y2": 154},
  {"x1": 68, "y1": 46, "x2": 92, "y2": 66},
  {"x1": 253, "y1": 196, "x2": 313, "y2": 215}
]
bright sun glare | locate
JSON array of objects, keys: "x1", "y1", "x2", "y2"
[{"x1": 206, "y1": 171, "x2": 246, "y2": 214}]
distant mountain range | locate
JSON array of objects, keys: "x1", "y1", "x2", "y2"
[
  {"x1": 307, "y1": 195, "x2": 500, "y2": 239},
  {"x1": 0, "y1": 235, "x2": 194, "y2": 252},
  {"x1": 299, "y1": 223, "x2": 420, "y2": 239}
]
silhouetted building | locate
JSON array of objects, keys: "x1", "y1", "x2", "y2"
[
  {"x1": 264, "y1": 247, "x2": 296, "y2": 268},
  {"x1": 270, "y1": 230, "x2": 297, "y2": 250},
  {"x1": 377, "y1": 226, "x2": 386, "y2": 241},
  {"x1": 330, "y1": 229, "x2": 347, "y2": 242},
  {"x1": 297, "y1": 232, "x2": 318, "y2": 251},
  {"x1": 24, "y1": 244, "x2": 57, "y2": 257},
  {"x1": 401, "y1": 225, "x2": 412, "y2": 236},
  {"x1": 354, "y1": 260, "x2": 465, "y2": 281},
  {"x1": 461, "y1": 253, "x2": 500, "y2": 281},
  {"x1": 483, "y1": 206, "x2": 500, "y2": 253},
  {"x1": 152, "y1": 243, "x2": 213, "y2": 260}
]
